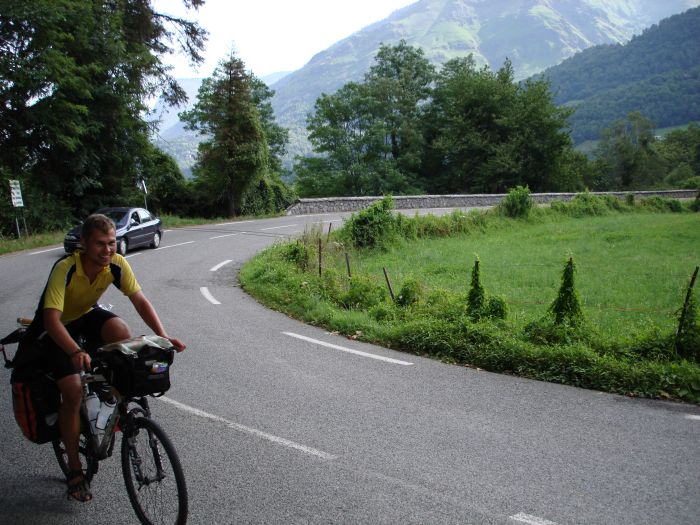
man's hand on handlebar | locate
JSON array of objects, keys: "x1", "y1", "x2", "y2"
[
  {"x1": 71, "y1": 350, "x2": 92, "y2": 371},
  {"x1": 165, "y1": 336, "x2": 186, "y2": 352}
]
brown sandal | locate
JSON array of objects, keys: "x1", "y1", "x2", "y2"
[{"x1": 66, "y1": 469, "x2": 92, "y2": 502}]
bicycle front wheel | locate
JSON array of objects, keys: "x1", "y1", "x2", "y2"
[{"x1": 121, "y1": 417, "x2": 188, "y2": 525}]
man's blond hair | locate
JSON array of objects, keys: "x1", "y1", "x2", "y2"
[{"x1": 81, "y1": 213, "x2": 116, "y2": 240}]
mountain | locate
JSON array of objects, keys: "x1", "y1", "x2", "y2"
[
  {"x1": 152, "y1": 0, "x2": 699, "y2": 172},
  {"x1": 270, "y1": 0, "x2": 700, "y2": 152},
  {"x1": 537, "y1": 7, "x2": 700, "y2": 142}
]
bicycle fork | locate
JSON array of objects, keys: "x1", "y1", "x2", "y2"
[{"x1": 126, "y1": 427, "x2": 166, "y2": 488}]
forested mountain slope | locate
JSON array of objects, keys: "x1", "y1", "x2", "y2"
[
  {"x1": 539, "y1": 7, "x2": 700, "y2": 142},
  {"x1": 271, "y1": 0, "x2": 699, "y2": 156}
]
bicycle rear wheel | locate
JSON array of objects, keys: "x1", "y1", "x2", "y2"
[
  {"x1": 121, "y1": 417, "x2": 188, "y2": 525},
  {"x1": 52, "y1": 423, "x2": 99, "y2": 482}
]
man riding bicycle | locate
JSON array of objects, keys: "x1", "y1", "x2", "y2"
[{"x1": 17, "y1": 214, "x2": 185, "y2": 502}]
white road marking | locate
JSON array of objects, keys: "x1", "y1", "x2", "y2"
[
  {"x1": 261, "y1": 224, "x2": 298, "y2": 231},
  {"x1": 158, "y1": 396, "x2": 337, "y2": 460},
  {"x1": 283, "y1": 332, "x2": 414, "y2": 366},
  {"x1": 158, "y1": 241, "x2": 195, "y2": 250},
  {"x1": 684, "y1": 414, "x2": 700, "y2": 421},
  {"x1": 27, "y1": 246, "x2": 63, "y2": 255},
  {"x1": 125, "y1": 253, "x2": 142, "y2": 259},
  {"x1": 210, "y1": 260, "x2": 233, "y2": 272},
  {"x1": 200, "y1": 287, "x2": 221, "y2": 305},
  {"x1": 210, "y1": 233, "x2": 240, "y2": 240},
  {"x1": 214, "y1": 219, "x2": 256, "y2": 227},
  {"x1": 510, "y1": 513, "x2": 559, "y2": 525}
]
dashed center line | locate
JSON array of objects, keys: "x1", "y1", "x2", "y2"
[
  {"x1": 510, "y1": 513, "x2": 559, "y2": 525},
  {"x1": 261, "y1": 224, "x2": 298, "y2": 231},
  {"x1": 210, "y1": 233, "x2": 240, "y2": 240},
  {"x1": 684, "y1": 414, "x2": 700, "y2": 421},
  {"x1": 158, "y1": 396, "x2": 337, "y2": 460},
  {"x1": 210, "y1": 260, "x2": 232, "y2": 272},
  {"x1": 158, "y1": 241, "x2": 195, "y2": 250},
  {"x1": 283, "y1": 332, "x2": 414, "y2": 366},
  {"x1": 200, "y1": 287, "x2": 221, "y2": 305}
]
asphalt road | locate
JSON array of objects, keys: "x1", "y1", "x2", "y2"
[{"x1": 0, "y1": 211, "x2": 698, "y2": 525}]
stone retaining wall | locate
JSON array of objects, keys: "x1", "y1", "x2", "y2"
[{"x1": 285, "y1": 190, "x2": 697, "y2": 215}]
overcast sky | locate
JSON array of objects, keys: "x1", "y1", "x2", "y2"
[{"x1": 153, "y1": 0, "x2": 417, "y2": 78}]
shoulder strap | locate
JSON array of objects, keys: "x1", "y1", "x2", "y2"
[{"x1": 109, "y1": 262, "x2": 122, "y2": 290}]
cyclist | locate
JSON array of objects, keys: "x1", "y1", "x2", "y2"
[{"x1": 16, "y1": 213, "x2": 185, "y2": 502}]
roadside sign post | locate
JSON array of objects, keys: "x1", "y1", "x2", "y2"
[{"x1": 9, "y1": 180, "x2": 26, "y2": 238}]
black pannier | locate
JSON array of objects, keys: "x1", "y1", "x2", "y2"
[{"x1": 95, "y1": 336, "x2": 175, "y2": 397}]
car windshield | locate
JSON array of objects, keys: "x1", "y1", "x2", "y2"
[{"x1": 101, "y1": 210, "x2": 128, "y2": 226}]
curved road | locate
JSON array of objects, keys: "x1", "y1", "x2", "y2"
[{"x1": 1, "y1": 211, "x2": 699, "y2": 524}]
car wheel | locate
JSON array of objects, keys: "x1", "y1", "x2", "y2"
[
  {"x1": 150, "y1": 231, "x2": 161, "y2": 249},
  {"x1": 117, "y1": 238, "x2": 128, "y2": 255}
]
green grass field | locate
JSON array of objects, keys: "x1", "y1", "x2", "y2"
[{"x1": 344, "y1": 213, "x2": 699, "y2": 340}]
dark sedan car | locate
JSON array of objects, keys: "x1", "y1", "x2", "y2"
[{"x1": 64, "y1": 207, "x2": 163, "y2": 255}]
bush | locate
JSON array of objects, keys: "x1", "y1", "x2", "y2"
[
  {"x1": 340, "y1": 274, "x2": 387, "y2": 310},
  {"x1": 283, "y1": 241, "x2": 308, "y2": 269},
  {"x1": 498, "y1": 186, "x2": 534, "y2": 218},
  {"x1": 344, "y1": 196, "x2": 396, "y2": 249},
  {"x1": 395, "y1": 278, "x2": 423, "y2": 307},
  {"x1": 640, "y1": 196, "x2": 683, "y2": 213}
]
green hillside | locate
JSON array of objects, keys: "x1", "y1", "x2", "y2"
[{"x1": 540, "y1": 7, "x2": 700, "y2": 143}]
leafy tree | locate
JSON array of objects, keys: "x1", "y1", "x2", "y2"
[
  {"x1": 181, "y1": 53, "x2": 269, "y2": 216},
  {"x1": 421, "y1": 57, "x2": 573, "y2": 193},
  {"x1": 593, "y1": 111, "x2": 665, "y2": 189},
  {"x1": 363, "y1": 40, "x2": 435, "y2": 178},
  {"x1": 298, "y1": 41, "x2": 433, "y2": 197},
  {"x1": 0, "y1": 0, "x2": 206, "y2": 228}
]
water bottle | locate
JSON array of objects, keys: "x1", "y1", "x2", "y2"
[
  {"x1": 96, "y1": 398, "x2": 117, "y2": 439},
  {"x1": 85, "y1": 392, "x2": 100, "y2": 434}
]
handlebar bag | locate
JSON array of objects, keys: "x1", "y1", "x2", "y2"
[
  {"x1": 10, "y1": 367, "x2": 60, "y2": 444},
  {"x1": 96, "y1": 336, "x2": 175, "y2": 397}
]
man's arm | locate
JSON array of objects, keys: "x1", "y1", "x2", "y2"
[{"x1": 128, "y1": 291, "x2": 186, "y2": 351}]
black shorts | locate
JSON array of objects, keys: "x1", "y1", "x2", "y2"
[{"x1": 39, "y1": 307, "x2": 119, "y2": 380}]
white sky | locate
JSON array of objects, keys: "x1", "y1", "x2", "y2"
[{"x1": 153, "y1": 0, "x2": 417, "y2": 78}]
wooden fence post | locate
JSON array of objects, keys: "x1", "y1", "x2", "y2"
[
  {"x1": 383, "y1": 267, "x2": 395, "y2": 301},
  {"x1": 676, "y1": 265, "x2": 699, "y2": 351}
]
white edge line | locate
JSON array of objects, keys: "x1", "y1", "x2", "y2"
[
  {"x1": 210, "y1": 260, "x2": 232, "y2": 272},
  {"x1": 158, "y1": 396, "x2": 336, "y2": 460},
  {"x1": 215, "y1": 219, "x2": 256, "y2": 226},
  {"x1": 125, "y1": 252, "x2": 142, "y2": 259},
  {"x1": 158, "y1": 241, "x2": 195, "y2": 250},
  {"x1": 261, "y1": 224, "x2": 298, "y2": 231},
  {"x1": 510, "y1": 513, "x2": 559, "y2": 525},
  {"x1": 209, "y1": 233, "x2": 240, "y2": 240},
  {"x1": 200, "y1": 287, "x2": 221, "y2": 305},
  {"x1": 283, "y1": 332, "x2": 413, "y2": 366},
  {"x1": 684, "y1": 414, "x2": 700, "y2": 421},
  {"x1": 27, "y1": 247, "x2": 63, "y2": 255}
]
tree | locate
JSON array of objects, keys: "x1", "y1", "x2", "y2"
[
  {"x1": 421, "y1": 57, "x2": 573, "y2": 193},
  {"x1": 363, "y1": 40, "x2": 435, "y2": 178},
  {"x1": 593, "y1": 111, "x2": 665, "y2": 189},
  {"x1": 181, "y1": 53, "x2": 269, "y2": 217},
  {"x1": 298, "y1": 41, "x2": 434, "y2": 197},
  {"x1": 0, "y1": 0, "x2": 206, "y2": 228}
]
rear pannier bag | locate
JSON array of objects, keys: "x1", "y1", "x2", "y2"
[
  {"x1": 11, "y1": 368, "x2": 61, "y2": 444},
  {"x1": 96, "y1": 336, "x2": 175, "y2": 397}
]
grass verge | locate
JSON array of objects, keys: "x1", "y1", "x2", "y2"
[{"x1": 240, "y1": 194, "x2": 700, "y2": 404}]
